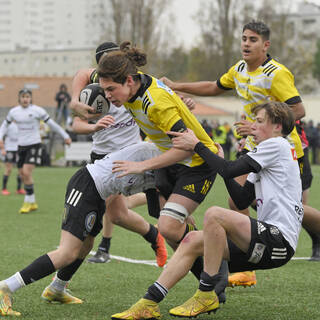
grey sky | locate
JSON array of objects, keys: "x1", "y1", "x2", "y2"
[{"x1": 171, "y1": 0, "x2": 320, "y2": 48}]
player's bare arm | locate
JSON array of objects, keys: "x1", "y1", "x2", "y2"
[
  {"x1": 161, "y1": 76, "x2": 225, "y2": 96},
  {"x1": 72, "y1": 115, "x2": 115, "y2": 134},
  {"x1": 289, "y1": 102, "x2": 305, "y2": 120},
  {"x1": 70, "y1": 69, "x2": 98, "y2": 120}
]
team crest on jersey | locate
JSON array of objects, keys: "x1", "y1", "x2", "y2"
[
  {"x1": 156, "y1": 79, "x2": 174, "y2": 95},
  {"x1": 85, "y1": 211, "x2": 97, "y2": 232}
]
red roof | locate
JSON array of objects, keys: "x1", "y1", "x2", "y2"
[{"x1": 193, "y1": 101, "x2": 232, "y2": 116}]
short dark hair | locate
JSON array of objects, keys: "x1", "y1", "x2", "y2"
[
  {"x1": 95, "y1": 42, "x2": 119, "y2": 64},
  {"x1": 252, "y1": 101, "x2": 294, "y2": 136},
  {"x1": 18, "y1": 88, "x2": 32, "y2": 96},
  {"x1": 243, "y1": 20, "x2": 270, "y2": 40}
]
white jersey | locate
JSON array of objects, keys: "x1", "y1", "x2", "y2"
[
  {"x1": 4, "y1": 104, "x2": 69, "y2": 146},
  {"x1": 0, "y1": 121, "x2": 18, "y2": 151},
  {"x1": 86, "y1": 142, "x2": 160, "y2": 199},
  {"x1": 246, "y1": 137, "x2": 303, "y2": 250},
  {"x1": 91, "y1": 104, "x2": 141, "y2": 155},
  {"x1": 5, "y1": 104, "x2": 50, "y2": 146}
]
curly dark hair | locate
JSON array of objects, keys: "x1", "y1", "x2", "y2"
[{"x1": 97, "y1": 41, "x2": 147, "y2": 84}]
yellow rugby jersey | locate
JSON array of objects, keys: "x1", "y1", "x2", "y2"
[
  {"x1": 217, "y1": 55, "x2": 303, "y2": 158},
  {"x1": 123, "y1": 74, "x2": 218, "y2": 167}
]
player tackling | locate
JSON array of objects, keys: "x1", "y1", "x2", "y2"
[{"x1": 111, "y1": 101, "x2": 303, "y2": 319}]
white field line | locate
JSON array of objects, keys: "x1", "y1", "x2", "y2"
[
  {"x1": 89, "y1": 251, "x2": 311, "y2": 266},
  {"x1": 89, "y1": 250, "x2": 158, "y2": 266}
]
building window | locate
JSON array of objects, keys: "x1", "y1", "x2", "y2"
[{"x1": 303, "y1": 19, "x2": 316, "y2": 25}]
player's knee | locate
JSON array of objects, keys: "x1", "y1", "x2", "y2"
[
  {"x1": 108, "y1": 214, "x2": 123, "y2": 225},
  {"x1": 204, "y1": 206, "x2": 223, "y2": 226},
  {"x1": 180, "y1": 231, "x2": 204, "y2": 255}
]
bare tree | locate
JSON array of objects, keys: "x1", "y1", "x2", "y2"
[{"x1": 100, "y1": 1, "x2": 168, "y2": 52}]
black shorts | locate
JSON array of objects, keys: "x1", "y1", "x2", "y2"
[
  {"x1": 155, "y1": 162, "x2": 216, "y2": 203},
  {"x1": 61, "y1": 167, "x2": 106, "y2": 241},
  {"x1": 17, "y1": 143, "x2": 43, "y2": 168},
  {"x1": 298, "y1": 148, "x2": 313, "y2": 191},
  {"x1": 5, "y1": 151, "x2": 18, "y2": 164},
  {"x1": 228, "y1": 217, "x2": 294, "y2": 273},
  {"x1": 90, "y1": 151, "x2": 107, "y2": 163}
]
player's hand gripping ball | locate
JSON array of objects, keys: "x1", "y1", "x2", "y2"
[{"x1": 79, "y1": 83, "x2": 110, "y2": 114}]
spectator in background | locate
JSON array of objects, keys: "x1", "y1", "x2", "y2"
[
  {"x1": 200, "y1": 119, "x2": 212, "y2": 138},
  {"x1": 306, "y1": 120, "x2": 319, "y2": 165},
  {"x1": 316, "y1": 123, "x2": 320, "y2": 164},
  {"x1": 55, "y1": 84, "x2": 71, "y2": 126}
]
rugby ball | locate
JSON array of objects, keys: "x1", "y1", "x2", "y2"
[{"x1": 79, "y1": 83, "x2": 110, "y2": 114}]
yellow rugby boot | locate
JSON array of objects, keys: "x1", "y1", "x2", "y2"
[
  {"x1": 41, "y1": 286, "x2": 83, "y2": 304},
  {"x1": 19, "y1": 202, "x2": 32, "y2": 214},
  {"x1": 0, "y1": 281, "x2": 21, "y2": 316},
  {"x1": 30, "y1": 202, "x2": 38, "y2": 211},
  {"x1": 111, "y1": 298, "x2": 161, "y2": 319},
  {"x1": 169, "y1": 289, "x2": 219, "y2": 318},
  {"x1": 228, "y1": 271, "x2": 257, "y2": 287}
]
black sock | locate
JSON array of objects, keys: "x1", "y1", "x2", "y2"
[
  {"x1": 304, "y1": 227, "x2": 320, "y2": 245},
  {"x1": 17, "y1": 175, "x2": 22, "y2": 190},
  {"x1": 190, "y1": 256, "x2": 204, "y2": 280},
  {"x1": 2, "y1": 175, "x2": 8, "y2": 189},
  {"x1": 199, "y1": 271, "x2": 221, "y2": 292},
  {"x1": 25, "y1": 184, "x2": 34, "y2": 195},
  {"x1": 143, "y1": 281, "x2": 168, "y2": 303},
  {"x1": 143, "y1": 224, "x2": 158, "y2": 244},
  {"x1": 98, "y1": 237, "x2": 111, "y2": 253},
  {"x1": 19, "y1": 254, "x2": 56, "y2": 285},
  {"x1": 214, "y1": 260, "x2": 229, "y2": 296},
  {"x1": 57, "y1": 258, "x2": 84, "y2": 281}
]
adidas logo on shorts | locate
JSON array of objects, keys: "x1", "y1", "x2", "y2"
[{"x1": 183, "y1": 184, "x2": 195, "y2": 193}]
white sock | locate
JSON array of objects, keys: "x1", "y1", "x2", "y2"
[
  {"x1": 5, "y1": 272, "x2": 25, "y2": 293},
  {"x1": 24, "y1": 194, "x2": 35, "y2": 203},
  {"x1": 50, "y1": 274, "x2": 68, "y2": 292}
]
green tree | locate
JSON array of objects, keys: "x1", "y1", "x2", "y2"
[{"x1": 313, "y1": 40, "x2": 320, "y2": 82}]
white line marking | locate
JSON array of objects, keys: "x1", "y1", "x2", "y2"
[
  {"x1": 88, "y1": 251, "x2": 311, "y2": 266},
  {"x1": 89, "y1": 250, "x2": 159, "y2": 267}
]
